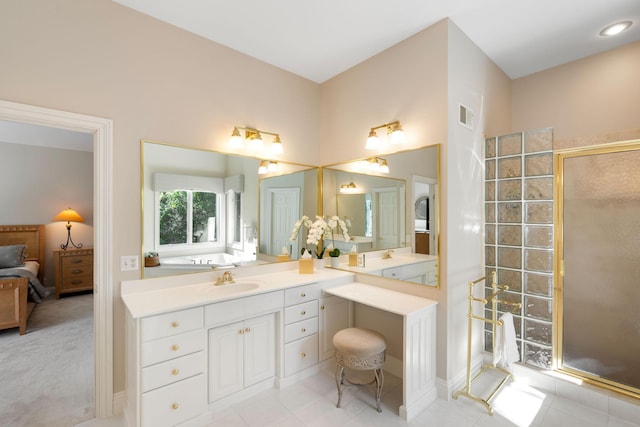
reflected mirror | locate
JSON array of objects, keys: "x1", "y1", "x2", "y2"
[
  {"x1": 322, "y1": 145, "x2": 440, "y2": 285},
  {"x1": 141, "y1": 140, "x2": 317, "y2": 277}
]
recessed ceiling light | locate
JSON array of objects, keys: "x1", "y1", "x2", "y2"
[{"x1": 599, "y1": 21, "x2": 632, "y2": 36}]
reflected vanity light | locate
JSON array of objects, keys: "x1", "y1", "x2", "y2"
[
  {"x1": 258, "y1": 160, "x2": 279, "y2": 175},
  {"x1": 365, "y1": 120, "x2": 405, "y2": 149},
  {"x1": 339, "y1": 182, "x2": 358, "y2": 193},
  {"x1": 357, "y1": 157, "x2": 390, "y2": 174},
  {"x1": 229, "y1": 126, "x2": 283, "y2": 153}
]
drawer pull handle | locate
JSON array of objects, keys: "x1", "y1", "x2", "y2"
[
  {"x1": 171, "y1": 321, "x2": 179, "y2": 328},
  {"x1": 301, "y1": 292, "x2": 306, "y2": 297},
  {"x1": 171, "y1": 403, "x2": 179, "y2": 410},
  {"x1": 71, "y1": 280, "x2": 83, "y2": 285},
  {"x1": 301, "y1": 310, "x2": 306, "y2": 315},
  {"x1": 321, "y1": 305, "x2": 325, "y2": 310},
  {"x1": 301, "y1": 328, "x2": 306, "y2": 333},
  {"x1": 245, "y1": 327, "x2": 251, "y2": 333},
  {"x1": 172, "y1": 369, "x2": 179, "y2": 376},
  {"x1": 72, "y1": 269, "x2": 83, "y2": 274},
  {"x1": 301, "y1": 352, "x2": 306, "y2": 358},
  {"x1": 171, "y1": 345, "x2": 179, "y2": 351},
  {"x1": 71, "y1": 259, "x2": 83, "y2": 264}
]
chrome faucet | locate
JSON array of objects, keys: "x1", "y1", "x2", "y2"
[
  {"x1": 382, "y1": 249, "x2": 394, "y2": 259},
  {"x1": 215, "y1": 271, "x2": 235, "y2": 286}
]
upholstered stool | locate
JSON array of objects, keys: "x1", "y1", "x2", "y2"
[{"x1": 333, "y1": 327, "x2": 386, "y2": 412}]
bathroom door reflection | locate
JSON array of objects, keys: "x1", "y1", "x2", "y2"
[{"x1": 558, "y1": 142, "x2": 640, "y2": 394}]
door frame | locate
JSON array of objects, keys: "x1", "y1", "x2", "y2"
[{"x1": 0, "y1": 100, "x2": 114, "y2": 417}]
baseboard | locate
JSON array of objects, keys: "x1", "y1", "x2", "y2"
[{"x1": 112, "y1": 390, "x2": 126, "y2": 416}]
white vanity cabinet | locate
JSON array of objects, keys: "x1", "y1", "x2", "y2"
[
  {"x1": 126, "y1": 307, "x2": 206, "y2": 427},
  {"x1": 283, "y1": 283, "x2": 319, "y2": 376},
  {"x1": 208, "y1": 313, "x2": 275, "y2": 402},
  {"x1": 205, "y1": 291, "x2": 282, "y2": 403}
]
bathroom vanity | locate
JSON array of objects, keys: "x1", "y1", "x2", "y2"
[{"x1": 122, "y1": 263, "x2": 437, "y2": 426}]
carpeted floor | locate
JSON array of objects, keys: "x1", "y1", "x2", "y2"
[{"x1": 0, "y1": 290, "x2": 94, "y2": 427}]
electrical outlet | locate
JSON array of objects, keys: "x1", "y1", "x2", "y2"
[{"x1": 121, "y1": 255, "x2": 139, "y2": 271}]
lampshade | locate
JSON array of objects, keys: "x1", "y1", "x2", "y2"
[
  {"x1": 365, "y1": 130, "x2": 380, "y2": 150},
  {"x1": 229, "y1": 127, "x2": 243, "y2": 148},
  {"x1": 52, "y1": 208, "x2": 85, "y2": 223},
  {"x1": 271, "y1": 135, "x2": 284, "y2": 154}
]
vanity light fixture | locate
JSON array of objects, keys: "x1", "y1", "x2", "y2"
[
  {"x1": 229, "y1": 126, "x2": 283, "y2": 153},
  {"x1": 365, "y1": 120, "x2": 405, "y2": 149},
  {"x1": 599, "y1": 21, "x2": 632, "y2": 36}
]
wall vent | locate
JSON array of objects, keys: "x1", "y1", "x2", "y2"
[{"x1": 459, "y1": 104, "x2": 473, "y2": 130}]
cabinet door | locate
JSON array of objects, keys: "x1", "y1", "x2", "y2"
[
  {"x1": 208, "y1": 321, "x2": 243, "y2": 402},
  {"x1": 243, "y1": 314, "x2": 275, "y2": 387},
  {"x1": 319, "y1": 295, "x2": 350, "y2": 361}
]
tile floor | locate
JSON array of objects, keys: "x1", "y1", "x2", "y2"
[{"x1": 79, "y1": 370, "x2": 640, "y2": 427}]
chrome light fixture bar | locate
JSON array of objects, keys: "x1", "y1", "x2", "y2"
[
  {"x1": 365, "y1": 120, "x2": 405, "y2": 149},
  {"x1": 230, "y1": 126, "x2": 283, "y2": 153}
]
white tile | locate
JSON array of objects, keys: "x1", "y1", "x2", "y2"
[
  {"x1": 608, "y1": 394, "x2": 640, "y2": 425},
  {"x1": 232, "y1": 394, "x2": 293, "y2": 427},
  {"x1": 408, "y1": 400, "x2": 476, "y2": 427},
  {"x1": 556, "y1": 378, "x2": 609, "y2": 413},
  {"x1": 291, "y1": 395, "x2": 354, "y2": 427}
]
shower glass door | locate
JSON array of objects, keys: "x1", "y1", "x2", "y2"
[{"x1": 555, "y1": 141, "x2": 640, "y2": 396}]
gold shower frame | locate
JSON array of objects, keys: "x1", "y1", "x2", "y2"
[{"x1": 553, "y1": 139, "x2": 640, "y2": 400}]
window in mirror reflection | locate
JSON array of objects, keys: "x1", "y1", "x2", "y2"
[{"x1": 158, "y1": 189, "x2": 219, "y2": 246}]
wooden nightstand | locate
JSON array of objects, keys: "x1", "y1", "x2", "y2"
[{"x1": 53, "y1": 247, "x2": 94, "y2": 298}]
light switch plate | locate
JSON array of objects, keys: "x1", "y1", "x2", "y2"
[{"x1": 121, "y1": 255, "x2": 139, "y2": 271}]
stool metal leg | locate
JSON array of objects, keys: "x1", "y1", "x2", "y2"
[
  {"x1": 374, "y1": 368, "x2": 384, "y2": 412},
  {"x1": 335, "y1": 364, "x2": 345, "y2": 408}
]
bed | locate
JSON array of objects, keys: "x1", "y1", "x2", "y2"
[{"x1": 0, "y1": 224, "x2": 49, "y2": 335}]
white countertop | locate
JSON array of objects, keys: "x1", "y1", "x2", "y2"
[
  {"x1": 323, "y1": 283, "x2": 437, "y2": 316},
  {"x1": 121, "y1": 264, "x2": 355, "y2": 318}
]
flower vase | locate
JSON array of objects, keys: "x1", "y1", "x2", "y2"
[
  {"x1": 314, "y1": 258, "x2": 325, "y2": 270},
  {"x1": 298, "y1": 258, "x2": 314, "y2": 274},
  {"x1": 330, "y1": 256, "x2": 340, "y2": 268}
]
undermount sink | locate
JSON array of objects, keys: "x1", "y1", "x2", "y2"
[{"x1": 190, "y1": 281, "x2": 262, "y2": 295}]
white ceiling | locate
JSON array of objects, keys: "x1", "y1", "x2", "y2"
[{"x1": 113, "y1": 0, "x2": 640, "y2": 83}]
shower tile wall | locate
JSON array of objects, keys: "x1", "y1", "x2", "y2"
[{"x1": 485, "y1": 128, "x2": 554, "y2": 369}]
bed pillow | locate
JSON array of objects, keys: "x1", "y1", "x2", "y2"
[{"x1": 0, "y1": 244, "x2": 26, "y2": 268}]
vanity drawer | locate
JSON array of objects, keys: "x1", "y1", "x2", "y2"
[
  {"x1": 284, "y1": 283, "x2": 318, "y2": 306},
  {"x1": 142, "y1": 351, "x2": 205, "y2": 392},
  {"x1": 205, "y1": 290, "x2": 283, "y2": 327},
  {"x1": 142, "y1": 307, "x2": 203, "y2": 342},
  {"x1": 142, "y1": 329, "x2": 204, "y2": 367},
  {"x1": 141, "y1": 374, "x2": 206, "y2": 427},
  {"x1": 402, "y1": 262, "x2": 427, "y2": 278},
  {"x1": 284, "y1": 317, "x2": 318, "y2": 343},
  {"x1": 382, "y1": 266, "x2": 403, "y2": 279},
  {"x1": 284, "y1": 300, "x2": 318, "y2": 325},
  {"x1": 284, "y1": 334, "x2": 319, "y2": 376}
]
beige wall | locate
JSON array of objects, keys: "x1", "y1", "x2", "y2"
[
  {"x1": 512, "y1": 41, "x2": 640, "y2": 143},
  {"x1": 1, "y1": 0, "x2": 320, "y2": 394}
]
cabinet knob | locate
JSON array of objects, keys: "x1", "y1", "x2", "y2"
[
  {"x1": 301, "y1": 328, "x2": 306, "y2": 333},
  {"x1": 301, "y1": 352, "x2": 306, "y2": 358},
  {"x1": 245, "y1": 327, "x2": 251, "y2": 333},
  {"x1": 171, "y1": 345, "x2": 179, "y2": 351},
  {"x1": 171, "y1": 403, "x2": 179, "y2": 410},
  {"x1": 172, "y1": 369, "x2": 179, "y2": 376},
  {"x1": 171, "y1": 321, "x2": 179, "y2": 328},
  {"x1": 301, "y1": 310, "x2": 306, "y2": 315},
  {"x1": 239, "y1": 329, "x2": 244, "y2": 334},
  {"x1": 301, "y1": 292, "x2": 306, "y2": 297},
  {"x1": 321, "y1": 305, "x2": 325, "y2": 310}
]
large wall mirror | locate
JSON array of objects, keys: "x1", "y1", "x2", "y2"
[
  {"x1": 322, "y1": 145, "x2": 440, "y2": 284},
  {"x1": 141, "y1": 140, "x2": 317, "y2": 277}
]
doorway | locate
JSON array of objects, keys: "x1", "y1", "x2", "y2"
[
  {"x1": 0, "y1": 100, "x2": 114, "y2": 417},
  {"x1": 555, "y1": 140, "x2": 640, "y2": 397}
]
